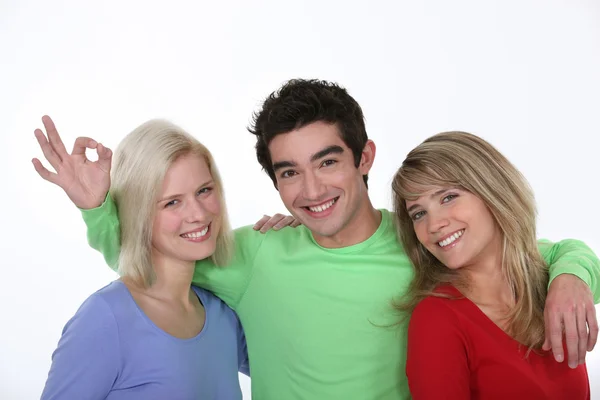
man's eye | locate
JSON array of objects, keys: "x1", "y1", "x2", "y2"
[
  {"x1": 281, "y1": 170, "x2": 297, "y2": 178},
  {"x1": 322, "y1": 159, "x2": 337, "y2": 167}
]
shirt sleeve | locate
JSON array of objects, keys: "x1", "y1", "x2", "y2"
[
  {"x1": 80, "y1": 193, "x2": 121, "y2": 272},
  {"x1": 41, "y1": 294, "x2": 120, "y2": 400},
  {"x1": 538, "y1": 239, "x2": 600, "y2": 303},
  {"x1": 406, "y1": 297, "x2": 471, "y2": 399},
  {"x1": 236, "y1": 316, "x2": 250, "y2": 376}
]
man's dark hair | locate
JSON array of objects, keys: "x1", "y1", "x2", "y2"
[{"x1": 248, "y1": 79, "x2": 369, "y2": 188}]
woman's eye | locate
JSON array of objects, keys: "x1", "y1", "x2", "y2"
[
  {"x1": 411, "y1": 210, "x2": 425, "y2": 221},
  {"x1": 442, "y1": 194, "x2": 458, "y2": 203},
  {"x1": 165, "y1": 199, "x2": 178, "y2": 208}
]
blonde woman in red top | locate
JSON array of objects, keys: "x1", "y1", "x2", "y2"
[{"x1": 392, "y1": 131, "x2": 594, "y2": 399}]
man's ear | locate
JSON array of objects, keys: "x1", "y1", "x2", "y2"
[{"x1": 358, "y1": 140, "x2": 376, "y2": 175}]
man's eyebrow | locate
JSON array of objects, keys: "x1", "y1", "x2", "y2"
[
  {"x1": 273, "y1": 160, "x2": 296, "y2": 172},
  {"x1": 310, "y1": 145, "x2": 344, "y2": 162},
  {"x1": 272, "y1": 145, "x2": 344, "y2": 172}
]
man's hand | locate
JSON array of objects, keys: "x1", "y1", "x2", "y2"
[
  {"x1": 32, "y1": 115, "x2": 112, "y2": 209},
  {"x1": 543, "y1": 274, "x2": 598, "y2": 368},
  {"x1": 253, "y1": 213, "x2": 301, "y2": 233}
]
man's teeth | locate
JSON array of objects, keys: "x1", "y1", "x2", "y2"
[
  {"x1": 438, "y1": 230, "x2": 464, "y2": 247},
  {"x1": 308, "y1": 198, "x2": 337, "y2": 213},
  {"x1": 181, "y1": 226, "x2": 209, "y2": 239}
]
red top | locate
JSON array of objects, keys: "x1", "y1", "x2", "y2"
[{"x1": 406, "y1": 285, "x2": 590, "y2": 399}]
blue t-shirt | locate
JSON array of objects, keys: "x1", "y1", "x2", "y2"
[{"x1": 41, "y1": 281, "x2": 249, "y2": 400}]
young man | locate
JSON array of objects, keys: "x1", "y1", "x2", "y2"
[{"x1": 33, "y1": 80, "x2": 600, "y2": 399}]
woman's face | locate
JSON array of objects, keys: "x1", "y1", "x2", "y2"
[
  {"x1": 405, "y1": 186, "x2": 502, "y2": 271},
  {"x1": 152, "y1": 153, "x2": 222, "y2": 265}
]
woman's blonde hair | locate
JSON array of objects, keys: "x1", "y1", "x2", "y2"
[
  {"x1": 110, "y1": 119, "x2": 233, "y2": 287},
  {"x1": 392, "y1": 131, "x2": 549, "y2": 350}
]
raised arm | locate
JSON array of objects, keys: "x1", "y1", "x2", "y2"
[
  {"x1": 538, "y1": 238, "x2": 600, "y2": 369},
  {"x1": 31, "y1": 114, "x2": 120, "y2": 271}
]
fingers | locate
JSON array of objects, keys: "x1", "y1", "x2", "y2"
[
  {"x1": 542, "y1": 307, "x2": 552, "y2": 352},
  {"x1": 253, "y1": 214, "x2": 300, "y2": 232},
  {"x1": 96, "y1": 142, "x2": 112, "y2": 172},
  {"x1": 32, "y1": 158, "x2": 58, "y2": 184},
  {"x1": 542, "y1": 318, "x2": 552, "y2": 352},
  {"x1": 42, "y1": 115, "x2": 68, "y2": 158},
  {"x1": 253, "y1": 215, "x2": 271, "y2": 231},
  {"x1": 586, "y1": 303, "x2": 599, "y2": 352},
  {"x1": 274, "y1": 215, "x2": 296, "y2": 230},
  {"x1": 71, "y1": 136, "x2": 98, "y2": 156},
  {"x1": 34, "y1": 128, "x2": 61, "y2": 170},
  {"x1": 542, "y1": 337, "x2": 551, "y2": 352},
  {"x1": 546, "y1": 311, "x2": 565, "y2": 363},
  {"x1": 576, "y1": 306, "x2": 588, "y2": 365},
  {"x1": 563, "y1": 311, "x2": 579, "y2": 368},
  {"x1": 259, "y1": 213, "x2": 286, "y2": 233},
  {"x1": 72, "y1": 137, "x2": 112, "y2": 173}
]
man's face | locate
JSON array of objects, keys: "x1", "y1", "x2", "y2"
[{"x1": 268, "y1": 121, "x2": 372, "y2": 242}]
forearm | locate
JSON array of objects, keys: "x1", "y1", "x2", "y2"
[
  {"x1": 540, "y1": 239, "x2": 600, "y2": 303},
  {"x1": 81, "y1": 193, "x2": 122, "y2": 272}
]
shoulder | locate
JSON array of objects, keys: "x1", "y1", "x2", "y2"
[
  {"x1": 232, "y1": 224, "x2": 261, "y2": 239},
  {"x1": 410, "y1": 289, "x2": 466, "y2": 331},
  {"x1": 377, "y1": 208, "x2": 404, "y2": 246},
  {"x1": 67, "y1": 283, "x2": 122, "y2": 328},
  {"x1": 380, "y1": 208, "x2": 394, "y2": 228},
  {"x1": 55, "y1": 284, "x2": 123, "y2": 353},
  {"x1": 407, "y1": 292, "x2": 471, "y2": 356},
  {"x1": 380, "y1": 208, "x2": 393, "y2": 218},
  {"x1": 233, "y1": 223, "x2": 307, "y2": 242},
  {"x1": 65, "y1": 281, "x2": 133, "y2": 334},
  {"x1": 92, "y1": 280, "x2": 131, "y2": 302},
  {"x1": 76, "y1": 282, "x2": 123, "y2": 317},
  {"x1": 233, "y1": 223, "x2": 313, "y2": 254},
  {"x1": 412, "y1": 295, "x2": 455, "y2": 319},
  {"x1": 229, "y1": 225, "x2": 269, "y2": 262},
  {"x1": 87, "y1": 281, "x2": 134, "y2": 315},
  {"x1": 380, "y1": 208, "x2": 405, "y2": 242}
]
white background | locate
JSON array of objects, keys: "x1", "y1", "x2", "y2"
[{"x1": 1, "y1": 0, "x2": 599, "y2": 398}]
